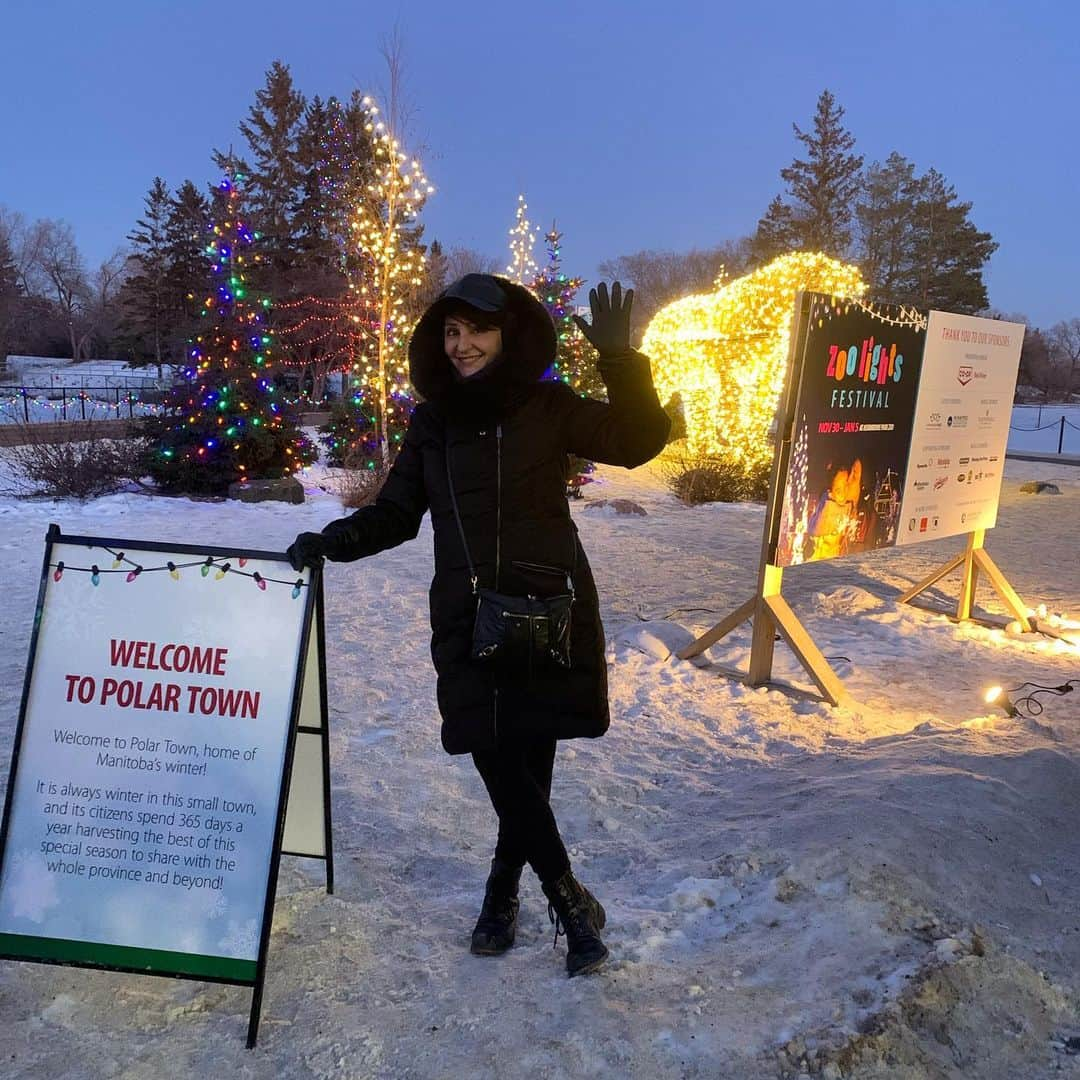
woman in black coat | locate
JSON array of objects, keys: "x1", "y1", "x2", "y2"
[{"x1": 288, "y1": 274, "x2": 669, "y2": 976}]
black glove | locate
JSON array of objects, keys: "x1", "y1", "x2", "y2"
[
  {"x1": 286, "y1": 532, "x2": 325, "y2": 572},
  {"x1": 572, "y1": 281, "x2": 635, "y2": 358}
]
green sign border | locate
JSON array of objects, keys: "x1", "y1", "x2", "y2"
[{"x1": 0, "y1": 932, "x2": 256, "y2": 983}]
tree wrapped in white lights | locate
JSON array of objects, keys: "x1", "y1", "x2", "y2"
[
  {"x1": 349, "y1": 94, "x2": 434, "y2": 469},
  {"x1": 642, "y1": 252, "x2": 866, "y2": 466},
  {"x1": 506, "y1": 193, "x2": 538, "y2": 285}
]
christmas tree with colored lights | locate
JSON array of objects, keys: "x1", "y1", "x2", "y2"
[
  {"x1": 144, "y1": 173, "x2": 317, "y2": 494},
  {"x1": 531, "y1": 223, "x2": 603, "y2": 398}
]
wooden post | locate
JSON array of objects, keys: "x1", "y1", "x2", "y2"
[
  {"x1": 898, "y1": 529, "x2": 1032, "y2": 632},
  {"x1": 675, "y1": 292, "x2": 847, "y2": 707}
]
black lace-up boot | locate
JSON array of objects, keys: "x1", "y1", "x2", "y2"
[
  {"x1": 470, "y1": 858, "x2": 522, "y2": 956},
  {"x1": 542, "y1": 869, "x2": 608, "y2": 976}
]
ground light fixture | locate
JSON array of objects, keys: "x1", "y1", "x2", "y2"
[
  {"x1": 983, "y1": 685, "x2": 1019, "y2": 717},
  {"x1": 983, "y1": 679, "x2": 1077, "y2": 718}
]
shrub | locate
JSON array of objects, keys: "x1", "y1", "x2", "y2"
[
  {"x1": 660, "y1": 445, "x2": 773, "y2": 505},
  {"x1": 335, "y1": 462, "x2": 390, "y2": 509},
  {"x1": 0, "y1": 420, "x2": 149, "y2": 500}
]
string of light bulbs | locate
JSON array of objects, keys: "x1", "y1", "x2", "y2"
[{"x1": 48, "y1": 546, "x2": 308, "y2": 598}]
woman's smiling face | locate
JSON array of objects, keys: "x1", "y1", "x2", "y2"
[{"x1": 444, "y1": 314, "x2": 503, "y2": 378}]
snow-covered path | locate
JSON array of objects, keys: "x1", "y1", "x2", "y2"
[{"x1": 1, "y1": 456, "x2": 1078, "y2": 1078}]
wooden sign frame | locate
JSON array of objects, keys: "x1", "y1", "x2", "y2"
[{"x1": 677, "y1": 294, "x2": 848, "y2": 704}]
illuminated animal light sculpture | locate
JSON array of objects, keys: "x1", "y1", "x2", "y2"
[{"x1": 642, "y1": 252, "x2": 866, "y2": 466}]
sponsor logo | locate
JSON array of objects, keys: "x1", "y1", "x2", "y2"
[
  {"x1": 928, "y1": 412, "x2": 942, "y2": 427},
  {"x1": 957, "y1": 366, "x2": 973, "y2": 386},
  {"x1": 934, "y1": 475, "x2": 949, "y2": 490},
  {"x1": 908, "y1": 518, "x2": 916, "y2": 531},
  {"x1": 919, "y1": 517, "x2": 929, "y2": 532},
  {"x1": 932, "y1": 516, "x2": 940, "y2": 528},
  {"x1": 968, "y1": 470, "x2": 974, "y2": 483},
  {"x1": 959, "y1": 457, "x2": 970, "y2": 466},
  {"x1": 913, "y1": 480, "x2": 930, "y2": 491},
  {"x1": 961, "y1": 512, "x2": 967, "y2": 524},
  {"x1": 989, "y1": 455, "x2": 999, "y2": 463},
  {"x1": 947, "y1": 414, "x2": 968, "y2": 428}
]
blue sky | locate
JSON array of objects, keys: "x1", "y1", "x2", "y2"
[{"x1": 2, "y1": 0, "x2": 1076, "y2": 327}]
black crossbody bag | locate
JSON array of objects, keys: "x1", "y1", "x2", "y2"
[{"x1": 446, "y1": 428, "x2": 574, "y2": 670}]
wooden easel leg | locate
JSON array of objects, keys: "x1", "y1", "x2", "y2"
[
  {"x1": 763, "y1": 594, "x2": 847, "y2": 705},
  {"x1": 973, "y1": 549, "x2": 1033, "y2": 631},
  {"x1": 957, "y1": 532, "x2": 980, "y2": 622},
  {"x1": 746, "y1": 565, "x2": 782, "y2": 687},
  {"x1": 897, "y1": 552, "x2": 966, "y2": 605},
  {"x1": 676, "y1": 596, "x2": 756, "y2": 659}
]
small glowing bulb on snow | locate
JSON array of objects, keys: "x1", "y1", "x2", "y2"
[
  {"x1": 292, "y1": 580, "x2": 303, "y2": 600},
  {"x1": 252, "y1": 572, "x2": 266, "y2": 591},
  {"x1": 112, "y1": 552, "x2": 125, "y2": 569},
  {"x1": 168, "y1": 561, "x2": 179, "y2": 581},
  {"x1": 53, "y1": 562, "x2": 64, "y2": 582},
  {"x1": 91, "y1": 565, "x2": 100, "y2": 587},
  {"x1": 239, "y1": 557, "x2": 248, "y2": 568},
  {"x1": 215, "y1": 563, "x2": 231, "y2": 580},
  {"x1": 126, "y1": 566, "x2": 142, "y2": 583},
  {"x1": 984, "y1": 685, "x2": 1018, "y2": 718},
  {"x1": 201, "y1": 557, "x2": 213, "y2": 578}
]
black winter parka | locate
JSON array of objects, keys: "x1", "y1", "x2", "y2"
[{"x1": 317, "y1": 279, "x2": 670, "y2": 754}]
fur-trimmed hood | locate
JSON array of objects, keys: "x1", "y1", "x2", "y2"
[{"x1": 408, "y1": 276, "x2": 557, "y2": 421}]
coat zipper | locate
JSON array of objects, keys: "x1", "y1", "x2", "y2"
[
  {"x1": 495, "y1": 424, "x2": 502, "y2": 589},
  {"x1": 494, "y1": 423, "x2": 503, "y2": 745}
]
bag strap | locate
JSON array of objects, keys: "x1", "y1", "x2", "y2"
[{"x1": 445, "y1": 440, "x2": 478, "y2": 593}]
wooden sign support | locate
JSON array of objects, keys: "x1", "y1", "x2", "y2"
[
  {"x1": 677, "y1": 294, "x2": 848, "y2": 706},
  {"x1": 897, "y1": 528, "x2": 1032, "y2": 630},
  {"x1": 677, "y1": 570, "x2": 848, "y2": 706}
]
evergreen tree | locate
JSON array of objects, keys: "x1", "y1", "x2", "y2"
[
  {"x1": 506, "y1": 194, "x2": 538, "y2": 284},
  {"x1": 855, "y1": 155, "x2": 997, "y2": 312},
  {"x1": 144, "y1": 173, "x2": 316, "y2": 494},
  {"x1": 751, "y1": 196, "x2": 798, "y2": 264},
  {"x1": 905, "y1": 168, "x2": 998, "y2": 313},
  {"x1": 752, "y1": 90, "x2": 863, "y2": 261},
  {"x1": 0, "y1": 227, "x2": 24, "y2": 362},
  {"x1": 165, "y1": 180, "x2": 212, "y2": 338},
  {"x1": 120, "y1": 176, "x2": 172, "y2": 368},
  {"x1": 855, "y1": 152, "x2": 921, "y2": 300},
  {"x1": 235, "y1": 60, "x2": 306, "y2": 281},
  {"x1": 275, "y1": 93, "x2": 378, "y2": 402}
]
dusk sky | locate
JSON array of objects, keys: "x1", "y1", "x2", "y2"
[{"x1": 3, "y1": 1, "x2": 1077, "y2": 328}]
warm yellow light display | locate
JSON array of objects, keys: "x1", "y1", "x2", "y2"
[
  {"x1": 349, "y1": 96, "x2": 434, "y2": 469},
  {"x1": 642, "y1": 252, "x2": 866, "y2": 464}
]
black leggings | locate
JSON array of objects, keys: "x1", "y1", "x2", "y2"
[{"x1": 471, "y1": 736, "x2": 571, "y2": 885}]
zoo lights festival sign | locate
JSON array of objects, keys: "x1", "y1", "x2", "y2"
[{"x1": 775, "y1": 295, "x2": 927, "y2": 566}]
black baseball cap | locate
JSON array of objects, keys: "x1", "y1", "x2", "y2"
[{"x1": 439, "y1": 274, "x2": 507, "y2": 312}]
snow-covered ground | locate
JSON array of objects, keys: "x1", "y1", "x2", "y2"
[{"x1": 1, "y1": 447, "x2": 1079, "y2": 1078}]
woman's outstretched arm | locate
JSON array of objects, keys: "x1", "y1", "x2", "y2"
[{"x1": 290, "y1": 408, "x2": 431, "y2": 567}]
